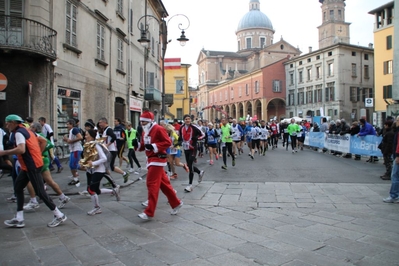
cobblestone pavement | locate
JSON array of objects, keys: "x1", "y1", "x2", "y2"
[{"x1": 0, "y1": 146, "x2": 397, "y2": 266}]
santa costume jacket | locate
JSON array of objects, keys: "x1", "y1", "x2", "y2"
[{"x1": 139, "y1": 123, "x2": 171, "y2": 168}]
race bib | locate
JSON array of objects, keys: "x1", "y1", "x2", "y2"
[
  {"x1": 284, "y1": 129, "x2": 288, "y2": 133},
  {"x1": 292, "y1": 132, "x2": 297, "y2": 136},
  {"x1": 183, "y1": 141, "x2": 190, "y2": 150},
  {"x1": 144, "y1": 136, "x2": 151, "y2": 144},
  {"x1": 170, "y1": 148, "x2": 178, "y2": 154},
  {"x1": 208, "y1": 136, "x2": 214, "y2": 142}
]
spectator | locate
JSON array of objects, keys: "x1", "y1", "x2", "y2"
[
  {"x1": 380, "y1": 120, "x2": 394, "y2": 180},
  {"x1": 358, "y1": 118, "x2": 378, "y2": 162},
  {"x1": 383, "y1": 116, "x2": 399, "y2": 203}
]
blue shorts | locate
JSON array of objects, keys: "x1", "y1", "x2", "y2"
[
  {"x1": 166, "y1": 148, "x2": 181, "y2": 158},
  {"x1": 69, "y1": 151, "x2": 82, "y2": 170}
]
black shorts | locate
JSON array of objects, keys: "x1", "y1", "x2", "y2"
[
  {"x1": 297, "y1": 137, "x2": 305, "y2": 143},
  {"x1": 208, "y1": 144, "x2": 217, "y2": 149},
  {"x1": 234, "y1": 140, "x2": 241, "y2": 143},
  {"x1": 240, "y1": 136, "x2": 245, "y2": 141}
]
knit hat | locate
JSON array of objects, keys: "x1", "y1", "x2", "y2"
[{"x1": 140, "y1": 111, "x2": 154, "y2": 122}]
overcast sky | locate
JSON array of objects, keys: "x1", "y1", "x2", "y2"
[{"x1": 161, "y1": 0, "x2": 385, "y2": 86}]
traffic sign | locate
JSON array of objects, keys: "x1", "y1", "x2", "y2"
[
  {"x1": 0, "y1": 73, "x2": 7, "y2": 91},
  {"x1": 365, "y1": 98, "x2": 373, "y2": 107}
]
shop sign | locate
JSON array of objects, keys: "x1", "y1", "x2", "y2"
[
  {"x1": 0, "y1": 73, "x2": 7, "y2": 91},
  {"x1": 0, "y1": 92, "x2": 6, "y2": 100},
  {"x1": 58, "y1": 87, "x2": 81, "y2": 99},
  {"x1": 129, "y1": 96, "x2": 142, "y2": 112}
]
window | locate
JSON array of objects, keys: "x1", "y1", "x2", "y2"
[
  {"x1": 215, "y1": 94, "x2": 217, "y2": 102},
  {"x1": 298, "y1": 91, "x2": 304, "y2": 105},
  {"x1": 350, "y1": 87, "x2": 357, "y2": 102},
  {"x1": 307, "y1": 68, "x2": 312, "y2": 81},
  {"x1": 352, "y1": 51, "x2": 356, "y2": 56},
  {"x1": 290, "y1": 64, "x2": 293, "y2": 68},
  {"x1": 273, "y1": 80, "x2": 282, "y2": 92},
  {"x1": 328, "y1": 109, "x2": 333, "y2": 117},
  {"x1": 384, "y1": 60, "x2": 393, "y2": 74},
  {"x1": 383, "y1": 85, "x2": 393, "y2": 99},
  {"x1": 364, "y1": 54, "x2": 369, "y2": 60},
  {"x1": 237, "y1": 41, "x2": 240, "y2": 51},
  {"x1": 299, "y1": 61, "x2": 302, "y2": 65},
  {"x1": 289, "y1": 91, "x2": 294, "y2": 106},
  {"x1": 151, "y1": 37, "x2": 155, "y2": 56},
  {"x1": 219, "y1": 92, "x2": 222, "y2": 102},
  {"x1": 330, "y1": 10, "x2": 334, "y2": 20},
  {"x1": 225, "y1": 91, "x2": 227, "y2": 100},
  {"x1": 128, "y1": 8, "x2": 133, "y2": 34},
  {"x1": 231, "y1": 88, "x2": 234, "y2": 99},
  {"x1": 351, "y1": 63, "x2": 357, "y2": 77},
  {"x1": 246, "y1": 38, "x2": 252, "y2": 49},
  {"x1": 362, "y1": 88, "x2": 373, "y2": 103},
  {"x1": 314, "y1": 85, "x2": 322, "y2": 103},
  {"x1": 323, "y1": 12, "x2": 326, "y2": 22},
  {"x1": 299, "y1": 71, "x2": 303, "y2": 83},
  {"x1": 316, "y1": 66, "x2": 321, "y2": 79},
  {"x1": 290, "y1": 73, "x2": 294, "y2": 85},
  {"x1": 239, "y1": 86, "x2": 242, "y2": 97},
  {"x1": 140, "y1": 67, "x2": 143, "y2": 88},
  {"x1": 117, "y1": 0, "x2": 123, "y2": 14},
  {"x1": 147, "y1": 72, "x2": 155, "y2": 87},
  {"x1": 117, "y1": 38, "x2": 124, "y2": 70},
  {"x1": 246, "y1": 84, "x2": 249, "y2": 95},
  {"x1": 387, "y1": 35, "x2": 392, "y2": 50},
  {"x1": 175, "y1": 80, "x2": 183, "y2": 94},
  {"x1": 306, "y1": 90, "x2": 313, "y2": 104},
  {"x1": 338, "y1": 10, "x2": 342, "y2": 20},
  {"x1": 325, "y1": 82, "x2": 335, "y2": 101},
  {"x1": 307, "y1": 58, "x2": 311, "y2": 63},
  {"x1": 177, "y1": 108, "x2": 183, "y2": 120},
  {"x1": 127, "y1": 59, "x2": 132, "y2": 84},
  {"x1": 66, "y1": 1, "x2": 77, "y2": 47},
  {"x1": 364, "y1": 65, "x2": 369, "y2": 79},
  {"x1": 316, "y1": 55, "x2": 320, "y2": 60},
  {"x1": 260, "y1": 37, "x2": 265, "y2": 48},
  {"x1": 328, "y1": 51, "x2": 333, "y2": 56},
  {"x1": 328, "y1": 62, "x2": 334, "y2": 76},
  {"x1": 255, "y1": 81, "x2": 259, "y2": 93},
  {"x1": 97, "y1": 23, "x2": 105, "y2": 61}
]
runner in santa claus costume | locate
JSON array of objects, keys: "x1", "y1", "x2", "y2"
[{"x1": 137, "y1": 110, "x2": 183, "y2": 220}]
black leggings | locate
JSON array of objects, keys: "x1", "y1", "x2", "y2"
[
  {"x1": 283, "y1": 133, "x2": 289, "y2": 146},
  {"x1": 86, "y1": 172, "x2": 105, "y2": 195},
  {"x1": 251, "y1": 139, "x2": 260, "y2": 150},
  {"x1": 290, "y1": 135, "x2": 297, "y2": 150},
  {"x1": 128, "y1": 148, "x2": 141, "y2": 168},
  {"x1": 222, "y1": 142, "x2": 234, "y2": 165},
  {"x1": 15, "y1": 168, "x2": 56, "y2": 211},
  {"x1": 184, "y1": 149, "x2": 200, "y2": 185},
  {"x1": 110, "y1": 151, "x2": 117, "y2": 171}
]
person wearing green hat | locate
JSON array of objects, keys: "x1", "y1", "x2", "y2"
[{"x1": 0, "y1": 114, "x2": 67, "y2": 228}]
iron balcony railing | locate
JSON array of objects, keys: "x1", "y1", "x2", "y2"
[{"x1": 0, "y1": 15, "x2": 57, "y2": 59}]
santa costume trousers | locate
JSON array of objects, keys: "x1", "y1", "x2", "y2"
[{"x1": 145, "y1": 165, "x2": 181, "y2": 217}]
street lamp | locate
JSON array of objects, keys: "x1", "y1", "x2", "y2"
[{"x1": 137, "y1": 14, "x2": 190, "y2": 119}]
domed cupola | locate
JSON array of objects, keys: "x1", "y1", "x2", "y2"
[{"x1": 236, "y1": 0, "x2": 275, "y2": 52}]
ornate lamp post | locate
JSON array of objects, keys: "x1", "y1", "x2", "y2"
[{"x1": 137, "y1": 14, "x2": 190, "y2": 119}]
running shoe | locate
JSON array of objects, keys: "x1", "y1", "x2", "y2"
[
  {"x1": 199, "y1": 170, "x2": 205, "y2": 183},
  {"x1": 138, "y1": 212, "x2": 151, "y2": 220},
  {"x1": 23, "y1": 202, "x2": 40, "y2": 210},
  {"x1": 184, "y1": 185, "x2": 193, "y2": 192},
  {"x1": 68, "y1": 179, "x2": 80, "y2": 186},
  {"x1": 137, "y1": 167, "x2": 142, "y2": 173},
  {"x1": 7, "y1": 196, "x2": 17, "y2": 203},
  {"x1": 58, "y1": 196, "x2": 70, "y2": 209},
  {"x1": 4, "y1": 217, "x2": 25, "y2": 228},
  {"x1": 128, "y1": 168, "x2": 134, "y2": 173},
  {"x1": 142, "y1": 200, "x2": 149, "y2": 207},
  {"x1": 183, "y1": 164, "x2": 189, "y2": 172},
  {"x1": 123, "y1": 172, "x2": 129, "y2": 183},
  {"x1": 209, "y1": 160, "x2": 214, "y2": 165},
  {"x1": 47, "y1": 214, "x2": 67, "y2": 227},
  {"x1": 56, "y1": 167, "x2": 63, "y2": 173},
  {"x1": 87, "y1": 207, "x2": 102, "y2": 216},
  {"x1": 170, "y1": 201, "x2": 183, "y2": 215},
  {"x1": 263, "y1": 152, "x2": 266, "y2": 156},
  {"x1": 383, "y1": 197, "x2": 399, "y2": 203},
  {"x1": 250, "y1": 155, "x2": 254, "y2": 160},
  {"x1": 112, "y1": 185, "x2": 121, "y2": 201},
  {"x1": 221, "y1": 165, "x2": 227, "y2": 170},
  {"x1": 232, "y1": 160, "x2": 236, "y2": 167},
  {"x1": 215, "y1": 154, "x2": 219, "y2": 160}
]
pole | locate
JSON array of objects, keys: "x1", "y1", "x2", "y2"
[{"x1": 161, "y1": 19, "x2": 167, "y2": 121}]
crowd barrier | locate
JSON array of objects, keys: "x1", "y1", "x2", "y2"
[{"x1": 303, "y1": 132, "x2": 383, "y2": 157}]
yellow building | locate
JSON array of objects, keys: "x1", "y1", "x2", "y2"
[
  {"x1": 369, "y1": 1, "x2": 394, "y2": 117},
  {"x1": 164, "y1": 58, "x2": 191, "y2": 121}
]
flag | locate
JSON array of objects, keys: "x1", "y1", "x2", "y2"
[{"x1": 164, "y1": 58, "x2": 181, "y2": 69}]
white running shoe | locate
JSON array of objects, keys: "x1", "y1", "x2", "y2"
[
  {"x1": 47, "y1": 214, "x2": 67, "y2": 227},
  {"x1": 141, "y1": 200, "x2": 149, "y2": 207},
  {"x1": 184, "y1": 185, "x2": 193, "y2": 192},
  {"x1": 138, "y1": 212, "x2": 151, "y2": 220},
  {"x1": 87, "y1": 207, "x2": 102, "y2": 216},
  {"x1": 128, "y1": 168, "x2": 134, "y2": 173},
  {"x1": 58, "y1": 196, "x2": 70, "y2": 209},
  {"x1": 171, "y1": 201, "x2": 183, "y2": 215},
  {"x1": 113, "y1": 185, "x2": 121, "y2": 201},
  {"x1": 23, "y1": 202, "x2": 40, "y2": 211}
]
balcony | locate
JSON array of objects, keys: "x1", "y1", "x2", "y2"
[
  {"x1": 165, "y1": 94, "x2": 174, "y2": 107},
  {"x1": 0, "y1": 15, "x2": 57, "y2": 60},
  {"x1": 144, "y1": 87, "x2": 161, "y2": 103}
]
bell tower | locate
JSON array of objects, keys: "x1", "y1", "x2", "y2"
[{"x1": 317, "y1": 0, "x2": 351, "y2": 49}]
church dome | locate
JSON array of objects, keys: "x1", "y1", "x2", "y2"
[{"x1": 236, "y1": 0, "x2": 273, "y2": 32}]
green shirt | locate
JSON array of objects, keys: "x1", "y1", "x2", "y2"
[
  {"x1": 125, "y1": 129, "x2": 137, "y2": 149},
  {"x1": 287, "y1": 123, "x2": 301, "y2": 136},
  {"x1": 221, "y1": 124, "x2": 232, "y2": 143}
]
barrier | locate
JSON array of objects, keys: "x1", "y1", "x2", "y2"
[{"x1": 303, "y1": 132, "x2": 383, "y2": 157}]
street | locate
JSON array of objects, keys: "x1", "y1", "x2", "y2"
[{"x1": 0, "y1": 145, "x2": 398, "y2": 266}]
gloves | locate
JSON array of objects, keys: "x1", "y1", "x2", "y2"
[{"x1": 145, "y1": 144, "x2": 154, "y2": 150}]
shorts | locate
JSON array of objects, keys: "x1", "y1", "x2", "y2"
[
  {"x1": 117, "y1": 143, "x2": 125, "y2": 158},
  {"x1": 241, "y1": 136, "x2": 245, "y2": 141},
  {"x1": 208, "y1": 143, "x2": 217, "y2": 149},
  {"x1": 69, "y1": 151, "x2": 82, "y2": 170},
  {"x1": 297, "y1": 137, "x2": 305, "y2": 143},
  {"x1": 233, "y1": 140, "x2": 241, "y2": 143},
  {"x1": 167, "y1": 148, "x2": 182, "y2": 158},
  {"x1": 41, "y1": 156, "x2": 50, "y2": 173},
  {"x1": 246, "y1": 136, "x2": 252, "y2": 143}
]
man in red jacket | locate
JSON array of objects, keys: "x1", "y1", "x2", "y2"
[{"x1": 137, "y1": 111, "x2": 183, "y2": 220}]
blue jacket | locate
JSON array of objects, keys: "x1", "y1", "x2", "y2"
[{"x1": 358, "y1": 122, "x2": 376, "y2": 136}]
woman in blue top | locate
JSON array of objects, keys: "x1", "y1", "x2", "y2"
[{"x1": 205, "y1": 123, "x2": 219, "y2": 165}]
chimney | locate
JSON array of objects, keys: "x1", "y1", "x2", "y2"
[
  {"x1": 309, "y1": 46, "x2": 312, "y2": 53},
  {"x1": 368, "y1": 43, "x2": 373, "y2": 49}
]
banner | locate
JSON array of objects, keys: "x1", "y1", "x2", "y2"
[
  {"x1": 350, "y1": 135, "x2": 383, "y2": 157},
  {"x1": 325, "y1": 133, "x2": 350, "y2": 153}
]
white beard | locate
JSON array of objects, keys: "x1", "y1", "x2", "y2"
[{"x1": 143, "y1": 123, "x2": 152, "y2": 135}]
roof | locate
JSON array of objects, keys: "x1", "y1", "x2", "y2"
[
  {"x1": 237, "y1": 10, "x2": 273, "y2": 32},
  {"x1": 368, "y1": 1, "x2": 394, "y2": 14}
]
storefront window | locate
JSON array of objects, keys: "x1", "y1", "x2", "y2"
[{"x1": 57, "y1": 87, "x2": 81, "y2": 158}]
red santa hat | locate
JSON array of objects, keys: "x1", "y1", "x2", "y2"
[{"x1": 140, "y1": 110, "x2": 154, "y2": 122}]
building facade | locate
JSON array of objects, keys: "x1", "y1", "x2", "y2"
[
  {"x1": 164, "y1": 59, "x2": 190, "y2": 121},
  {"x1": 369, "y1": 1, "x2": 394, "y2": 119},
  {"x1": 196, "y1": 0, "x2": 300, "y2": 121},
  {"x1": 285, "y1": 0, "x2": 375, "y2": 123},
  {"x1": 0, "y1": 0, "x2": 166, "y2": 147}
]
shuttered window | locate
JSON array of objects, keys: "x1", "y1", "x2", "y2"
[{"x1": 66, "y1": 1, "x2": 77, "y2": 47}]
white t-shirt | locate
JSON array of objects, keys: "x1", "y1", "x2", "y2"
[
  {"x1": 42, "y1": 123, "x2": 54, "y2": 144},
  {"x1": 15, "y1": 132, "x2": 26, "y2": 145},
  {"x1": 0, "y1": 128, "x2": 5, "y2": 150}
]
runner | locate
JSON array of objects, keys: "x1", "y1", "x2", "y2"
[
  {"x1": 1, "y1": 115, "x2": 67, "y2": 228},
  {"x1": 270, "y1": 120, "x2": 279, "y2": 149},
  {"x1": 249, "y1": 121, "x2": 261, "y2": 159},
  {"x1": 178, "y1": 115, "x2": 205, "y2": 192},
  {"x1": 220, "y1": 118, "x2": 235, "y2": 170},
  {"x1": 163, "y1": 123, "x2": 188, "y2": 179},
  {"x1": 231, "y1": 119, "x2": 244, "y2": 156},
  {"x1": 114, "y1": 118, "x2": 129, "y2": 168},
  {"x1": 63, "y1": 119, "x2": 83, "y2": 186},
  {"x1": 244, "y1": 121, "x2": 253, "y2": 156},
  {"x1": 287, "y1": 118, "x2": 301, "y2": 153},
  {"x1": 259, "y1": 120, "x2": 269, "y2": 156},
  {"x1": 125, "y1": 121, "x2": 141, "y2": 174},
  {"x1": 204, "y1": 122, "x2": 219, "y2": 165},
  {"x1": 38, "y1": 117, "x2": 63, "y2": 173}
]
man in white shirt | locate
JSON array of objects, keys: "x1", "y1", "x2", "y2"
[{"x1": 38, "y1": 117, "x2": 63, "y2": 173}]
